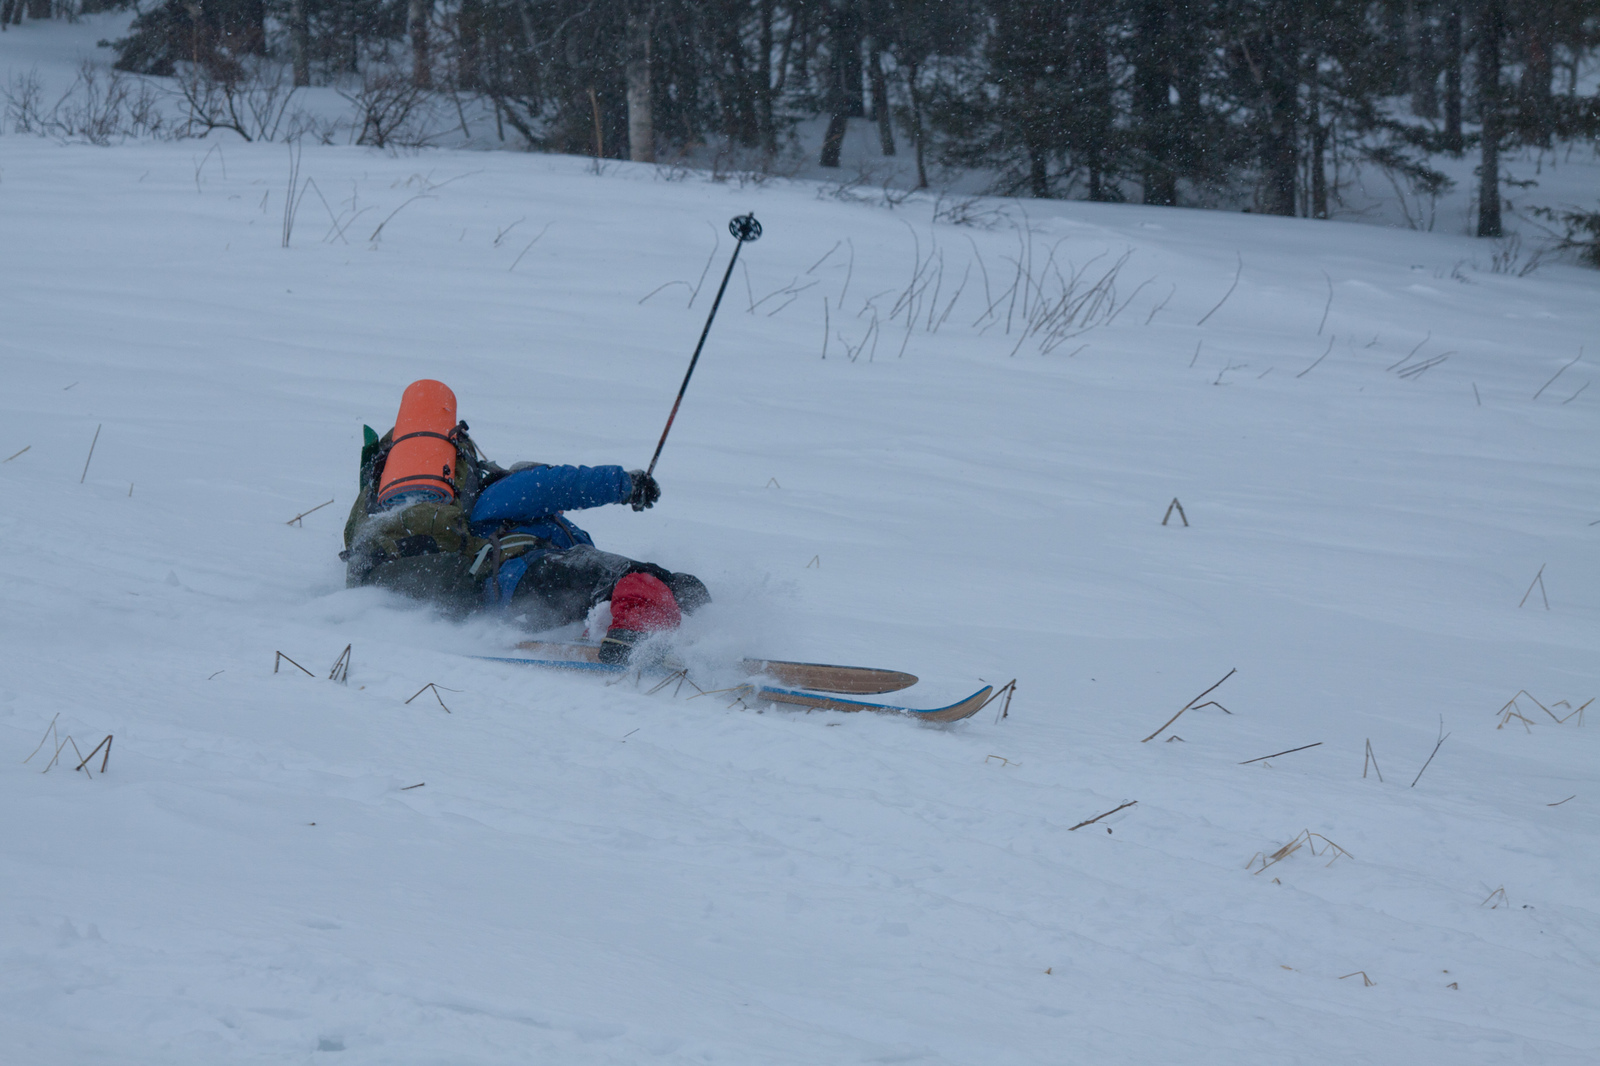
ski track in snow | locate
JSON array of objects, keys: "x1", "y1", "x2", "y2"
[{"x1": 2, "y1": 69, "x2": 1599, "y2": 1066}]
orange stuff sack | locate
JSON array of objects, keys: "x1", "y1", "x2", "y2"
[{"x1": 376, "y1": 379, "x2": 459, "y2": 506}]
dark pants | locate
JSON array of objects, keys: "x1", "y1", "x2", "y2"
[{"x1": 507, "y1": 545, "x2": 709, "y2": 631}]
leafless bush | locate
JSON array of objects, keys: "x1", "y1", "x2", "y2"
[
  {"x1": 932, "y1": 192, "x2": 1009, "y2": 229},
  {"x1": 2, "y1": 67, "x2": 46, "y2": 133},
  {"x1": 4, "y1": 61, "x2": 166, "y2": 143},
  {"x1": 1484, "y1": 234, "x2": 1547, "y2": 277},
  {"x1": 339, "y1": 71, "x2": 444, "y2": 149},
  {"x1": 175, "y1": 58, "x2": 320, "y2": 142},
  {"x1": 705, "y1": 140, "x2": 800, "y2": 189}
]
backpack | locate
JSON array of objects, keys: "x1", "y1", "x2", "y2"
[{"x1": 340, "y1": 423, "x2": 541, "y2": 614}]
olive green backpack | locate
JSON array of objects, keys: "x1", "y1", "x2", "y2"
[{"x1": 341, "y1": 424, "x2": 505, "y2": 614}]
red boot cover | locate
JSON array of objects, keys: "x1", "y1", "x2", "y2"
[{"x1": 609, "y1": 572, "x2": 682, "y2": 633}]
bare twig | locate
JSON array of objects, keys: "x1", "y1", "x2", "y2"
[
  {"x1": 508, "y1": 222, "x2": 552, "y2": 272},
  {"x1": 1318, "y1": 271, "x2": 1333, "y2": 335},
  {"x1": 286, "y1": 498, "x2": 335, "y2": 526},
  {"x1": 328, "y1": 644, "x2": 351, "y2": 684},
  {"x1": 1196, "y1": 253, "x2": 1242, "y2": 326},
  {"x1": 401, "y1": 782, "x2": 425, "y2": 790},
  {"x1": 1142, "y1": 668, "x2": 1236, "y2": 742},
  {"x1": 1532, "y1": 349, "x2": 1582, "y2": 400},
  {"x1": 22, "y1": 714, "x2": 60, "y2": 764},
  {"x1": 1547, "y1": 795, "x2": 1575, "y2": 807},
  {"x1": 274, "y1": 651, "x2": 314, "y2": 677},
  {"x1": 1518, "y1": 564, "x2": 1549, "y2": 609},
  {"x1": 405, "y1": 682, "x2": 455, "y2": 713},
  {"x1": 1162, "y1": 498, "x2": 1189, "y2": 527},
  {"x1": 1363, "y1": 739, "x2": 1383, "y2": 781},
  {"x1": 1068, "y1": 800, "x2": 1137, "y2": 831},
  {"x1": 1239, "y1": 742, "x2": 1322, "y2": 765},
  {"x1": 1144, "y1": 284, "x2": 1175, "y2": 325},
  {"x1": 1411, "y1": 716, "x2": 1450, "y2": 788},
  {"x1": 1388, "y1": 333, "x2": 1430, "y2": 371},
  {"x1": 74, "y1": 735, "x2": 112, "y2": 775},
  {"x1": 79, "y1": 423, "x2": 101, "y2": 484},
  {"x1": 1296, "y1": 335, "x2": 1336, "y2": 378},
  {"x1": 3, "y1": 445, "x2": 29, "y2": 462},
  {"x1": 975, "y1": 680, "x2": 1018, "y2": 722}
]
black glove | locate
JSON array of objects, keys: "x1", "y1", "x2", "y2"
[{"x1": 627, "y1": 470, "x2": 661, "y2": 511}]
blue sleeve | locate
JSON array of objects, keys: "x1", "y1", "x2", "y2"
[{"x1": 470, "y1": 465, "x2": 633, "y2": 525}]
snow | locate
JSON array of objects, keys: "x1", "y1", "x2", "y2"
[{"x1": 4, "y1": 24, "x2": 1600, "y2": 1066}]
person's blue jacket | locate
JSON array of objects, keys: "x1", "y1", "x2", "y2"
[{"x1": 469, "y1": 464, "x2": 634, "y2": 604}]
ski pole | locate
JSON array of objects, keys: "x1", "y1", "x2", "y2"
[{"x1": 642, "y1": 213, "x2": 762, "y2": 486}]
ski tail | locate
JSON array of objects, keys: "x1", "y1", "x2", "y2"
[{"x1": 748, "y1": 685, "x2": 994, "y2": 723}]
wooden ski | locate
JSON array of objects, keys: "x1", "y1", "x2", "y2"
[{"x1": 510, "y1": 640, "x2": 918, "y2": 694}]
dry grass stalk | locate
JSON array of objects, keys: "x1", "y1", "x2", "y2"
[
  {"x1": 1339, "y1": 971, "x2": 1375, "y2": 986},
  {"x1": 1411, "y1": 716, "x2": 1450, "y2": 787},
  {"x1": 22, "y1": 713, "x2": 61, "y2": 765},
  {"x1": 400, "y1": 782, "x2": 425, "y2": 790},
  {"x1": 404, "y1": 682, "x2": 456, "y2": 713},
  {"x1": 274, "y1": 651, "x2": 314, "y2": 677},
  {"x1": 1196, "y1": 252, "x2": 1242, "y2": 326},
  {"x1": 1250, "y1": 829, "x2": 1352, "y2": 874},
  {"x1": 74, "y1": 735, "x2": 113, "y2": 775},
  {"x1": 976, "y1": 679, "x2": 1018, "y2": 722},
  {"x1": 1142, "y1": 668, "x2": 1236, "y2": 742},
  {"x1": 985, "y1": 754, "x2": 1016, "y2": 767},
  {"x1": 1481, "y1": 886, "x2": 1508, "y2": 908},
  {"x1": 328, "y1": 644, "x2": 351, "y2": 684},
  {"x1": 1518, "y1": 564, "x2": 1549, "y2": 609},
  {"x1": 1239, "y1": 741, "x2": 1321, "y2": 765},
  {"x1": 1068, "y1": 800, "x2": 1137, "y2": 831},
  {"x1": 286, "y1": 498, "x2": 335, "y2": 526},
  {"x1": 79, "y1": 423, "x2": 101, "y2": 484},
  {"x1": 3, "y1": 445, "x2": 29, "y2": 463},
  {"x1": 1547, "y1": 795, "x2": 1576, "y2": 807},
  {"x1": 1162, "y1": 498, "x2": 1188, "y2": 526},
  {"x1": 1363, "y1": 738, "x2": 1383, "y2": 781},
  {"x1": 1296, "y1": 334, "x2": 1336, "y2": 378},
  {"x1": 1496, "y1": 691, "x2": 1590, "y2": 728}
]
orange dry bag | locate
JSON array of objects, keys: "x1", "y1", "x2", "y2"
[{"x1": 376, "y1": 379, "x2": 459, "y2": 506}]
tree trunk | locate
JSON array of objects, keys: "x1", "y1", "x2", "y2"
[
  {"x1": 1519, "y1": 7, "x2": 1553, "y2": 146},
  {"x1": 868, "y1": 39, "x2": 894, "y2": 156},
  {"x1": 1084, "y1": 33, "x2": 1110, "y2": 199},
  {"x1": 290, "y1": 0, "x2": 310, "y2": 87},
  {"x1": 837, "y1": 0, "x2": 865, "y2": 117},
  {"x1": 1476, "y1": 0, "x2": 1502, "y2": 237},
  {"x1": 457, "y1": 0, "x2": 481, "y2": 91},
  {"x1": 1027, "y1": 142, "x2": 1049, "y2": 198},
  {"x1": 1443, "y1": 2, "x2": 1462, "y2": 153},
  {"x1": 907, "y1": 58, "x2": 927, "y2": 189},
  {"x1": 1408, "y1": 0, "x2": 1438, "y2": 117},
  {"x1": 25, "y1": 0, "x2": 47, "y2": 20},
  {"x1": 1134, "y1": 0, "x2": 1176, "y2": 205},
  {"x1": 820, "y1": 0, "x2": 853, "y2": 167},
  {"x1": 821, "y1": 112, "x2": 847, "y2": 167},
  {"x1": 625, "y1": 1, "x2": 654, "y2": 162},
  {"x1": 758, "y1": 0, "x2": 775, "y2": 150},
  {"x1": 1258, "y1": 0, "x2": 1301, "y2": 217},
  {"x1": 1309, "y1": 53, "x2": 1327, "y2": 219},
  {"x1": 409, "y1": 0, "x2": 431, "y2": 89}
]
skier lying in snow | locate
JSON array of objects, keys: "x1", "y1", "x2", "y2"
[{"x1": 341, "y1": 379, "x2": 707, "y2": 663}]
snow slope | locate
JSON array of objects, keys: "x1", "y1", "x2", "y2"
[{"x1": 1, "y1": 128, "x2": 1598, "y2": 1064}]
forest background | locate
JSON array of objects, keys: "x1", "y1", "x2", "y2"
[{"x1": 3, "y1": 0, "x2": 1599, "y2": 253}]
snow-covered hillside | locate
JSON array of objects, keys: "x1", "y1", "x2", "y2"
[{"x1": 2, "y1": 120, "x2": 1598, "y2": 1063}]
